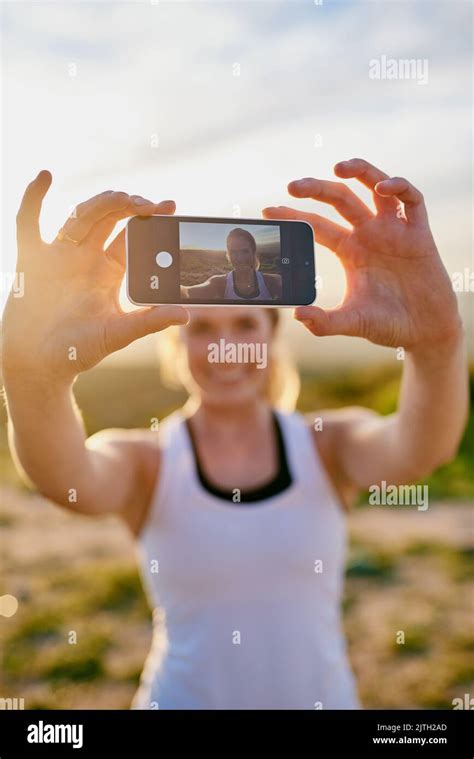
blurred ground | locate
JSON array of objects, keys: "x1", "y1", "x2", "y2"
[
  {"x1": 2, "y1": 487, "x2": 473, "y2": 709},
  {"x1": 1, "y1": 363, "x2": 473, "y2": 709}
]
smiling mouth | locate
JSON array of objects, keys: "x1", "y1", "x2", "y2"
[{"x1": 209, "y1": 366, "x2": 248, "y2": 383}]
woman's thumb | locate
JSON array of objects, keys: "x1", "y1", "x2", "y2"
[
  {"x1": 104, "y1": 306, "x2": 189, "y2": 355},
  {"x1": 294, "y1": 305, "x2": 360, "y2": 337},
  {"x1": 16, "y1": 169, "x2": 52, "y2": 250}
]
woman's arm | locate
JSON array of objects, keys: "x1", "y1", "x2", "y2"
[
  {"x1": 332, "y1": 334, "x2": 467, "y2": 488},
  {"x1": 264, "y1": 158, "x2": 468, "y2": 488},
  {"x1": 183, "y1": 275, "x2": 226, "y2": 298},
  {"x1": 4, "y1": 374, "x2": 159, "y2": 522},
  {"x1": 2, "y1": 171, "x2": 188, "y2": 518}
]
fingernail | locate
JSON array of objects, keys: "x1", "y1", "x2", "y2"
[
  {"x1": 36, "y1": 169, "x2": 51, "y2": 181},
  {"x1": 175, "y1": 313, "x2": 189, "y2": 324}
]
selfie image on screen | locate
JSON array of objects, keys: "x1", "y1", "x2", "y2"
[{"x1": 179, "y1": 222, "x2": 282, "y2": 303}]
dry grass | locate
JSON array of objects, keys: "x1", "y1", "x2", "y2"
[
  {"x1": 2, "y1": 485, "x2": 472, "y2": 709},
  {"x1": 1, "y1": 363, "x2": 472, "y2": 709}
]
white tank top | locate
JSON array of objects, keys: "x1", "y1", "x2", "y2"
[
  {"x1": 132, "y1": 410, "x2": 360, "y2": 710},
  {"x1": 224, "y1": 270, "x2": 273, "y2": 300}
]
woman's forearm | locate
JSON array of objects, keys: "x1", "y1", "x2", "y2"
[
  {"x1": 3, "y1": 372, "x2": 97, "y2": 511},
  {"x1": 393, "y1": 326, "x2": 469, "y2": 476},
  {"x1": 338, "y1": 325, "x2": 468, "y2": 488}
]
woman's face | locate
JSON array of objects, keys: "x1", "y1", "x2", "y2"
[
  {"x1": 227, "y1": 235, "x2": 256, "y2": 271},
  {"x1": 180, "y1": 307, "x2": 274, "y2": 408}
]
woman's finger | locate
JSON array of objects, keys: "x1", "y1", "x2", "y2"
[
  {"x1": 288, "y1": 178, "x2": 373, "y2": 227},
  {"x1": 86, "y1": 196, "x2": 173, "y2": 249},
  {"x1": 262, "y1": 205, "x2": 349, "y2": 253},
  {"x1": 374, "y1": 177, "x2": 429, "y2": 226},
  {"x1": 104, "y1": 200, "x2": 176, "y2": 267},
  {"x1": 103, "y1": 305, "x2": 189, "y2": 355},
  {"x1": 55, "y1": 190, "x2": 129, "y2": 244},
  {"x1": 16, "y1": 170, "x2": 52, "y2": 253},
  {"x1": 56, "y1": 191, "x2": 155, "y2": 245},
  {"x1": 334, "y1": 158, "x2": 399, "y2": 214},
  {"x1": 294, "y1": 304, "x2": 362, "y2": 338}
]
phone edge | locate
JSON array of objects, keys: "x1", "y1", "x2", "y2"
[{"x1": 125, "y1": 215, "x2": 317, "y2": 308}]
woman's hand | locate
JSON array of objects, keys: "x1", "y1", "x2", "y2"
[
  {"x1": 3, "y1": 170, "x2": 188, "y2": 384},
  {"x1": 263, "y1": 158, "x2": 462, "y2": 354}
]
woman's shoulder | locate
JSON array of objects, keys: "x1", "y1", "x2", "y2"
[
  {"x1": 262, "y1": 272, "x2": 281, "y2": 281},
  {"x1": 303, "y1": 406, "x2": 380, "y2": 444},
  {"x1": 301, "y1": 408, "x2": 375, "y2": 512},
  {"x1": 116, "y1": 412, "x2": 187, "y2": 537}
]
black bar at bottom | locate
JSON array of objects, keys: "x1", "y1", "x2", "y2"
[{"x1": 0, "y1": 709, "x2": 471, "y2": 757}]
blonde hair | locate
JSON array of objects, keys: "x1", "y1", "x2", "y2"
[{"x1": 159, "y1": 309, "x2": 300, "y2": 412}]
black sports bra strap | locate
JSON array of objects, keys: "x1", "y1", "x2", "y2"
[{"x1": 185, "y1": 412, "x2": 292, "y2": 504}]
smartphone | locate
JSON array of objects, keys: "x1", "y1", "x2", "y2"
[{"x1": 126, "y1": 215, "x2": 316, "y2": 307}]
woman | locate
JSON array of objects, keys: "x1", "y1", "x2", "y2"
[
  {"x1": 3, "y1": 159, "x2": 467, "y2": 709},
  {"x1": 182, "y1": 227, "x2": 282, "y2": 301}
]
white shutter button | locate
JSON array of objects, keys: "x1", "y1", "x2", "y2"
[{"x1": 155, "y1": 251, "x2": 173, "y2": 268}]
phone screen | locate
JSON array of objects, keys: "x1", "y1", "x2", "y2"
[{"x1": 126, "y1": 215, "x2": 316, "y2": 306}]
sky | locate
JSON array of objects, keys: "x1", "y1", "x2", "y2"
[
  {"x1": 1, "y1": 0, "x2": 472, "y2": 367},
  {"x1": 179, "y1": 222, "x2": 279, "y2": 250}
]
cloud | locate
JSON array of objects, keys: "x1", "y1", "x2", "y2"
[{"x1": 1, "y1": 0, "x2": 472, "y2": 361}]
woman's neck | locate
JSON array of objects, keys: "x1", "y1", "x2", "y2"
[
  {"x1": 233, "y1": 269, "x2": 258, "y2": 295},
  {"x1": 185, "y1": 398, "x2": 272, "y2": 438}
]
